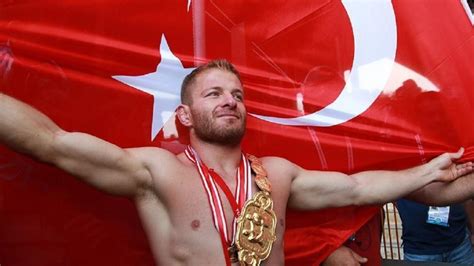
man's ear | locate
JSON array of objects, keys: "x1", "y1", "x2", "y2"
[{"x1": 176, "y1": 104, "x2": 192, "y2": 127}]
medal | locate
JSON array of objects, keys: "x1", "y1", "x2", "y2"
[
  {"x1": 185, "y1": 146, "x2": 253, "y2": 266},
  {"x1": 248, "y1": 154, "x2": 271, "y2": 192},
  {"x1": 236, "y1": 155, "x2": 277, "y2": 266},
  {"x1": 235, "y1": 191, "x2": 277, "y2": 265},
  {"x1": 248, "y1": 155, "x2": 267, "y2": 177},
  {"x1": 255, "y1": 175, "x2": 271, "y2": 193},
  {"x1": 186, "y1": 148, "x2": 276, "y2": 266},
  {"x1": 228, "y1": 244, "x2": 239, "y2": 263}
]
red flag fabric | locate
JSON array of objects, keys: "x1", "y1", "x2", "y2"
[{"x1": 1, "y1": 1, "x2": 473, "y2": 265}]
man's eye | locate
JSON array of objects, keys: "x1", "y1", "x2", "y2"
[
  {"x1": 234, "y1": 94, "x2": 243, "y2": 101},
  {"x1": 206, "y1": 91, "x2": 219, "y2": 97}
]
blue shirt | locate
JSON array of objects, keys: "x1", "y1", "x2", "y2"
[{"x1": 397, "y1": 199, "x2": 467, "y2": 255}]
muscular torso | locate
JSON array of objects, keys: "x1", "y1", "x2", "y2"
[{"x1": 134, "y1": 151, "x2": 294, "y2": 265}]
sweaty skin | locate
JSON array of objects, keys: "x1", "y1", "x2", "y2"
[{"x1": 0, "y1": 65, "x2": 473, "y2": 265}]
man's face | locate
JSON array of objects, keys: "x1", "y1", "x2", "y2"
[{"x1": 188, "y1": 68, "x2": 246, "y2": 146}]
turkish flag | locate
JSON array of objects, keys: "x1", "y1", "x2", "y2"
[{"x1": 1, "y1": 1, "x2": 473, "y2": 265}]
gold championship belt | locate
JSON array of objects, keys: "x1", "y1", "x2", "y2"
[{"x1": 235, "y1": 155, "x2": 277, "y2": 266}]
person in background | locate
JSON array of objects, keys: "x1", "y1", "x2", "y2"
[
  {"x1": 322, "y1": 213, "x2": 382, "y2": 266},
  {"x1": 395, "y1": 199, "x2": 474, "y2": 264},
  {"x1": 323, "y1": 198, "x2": 474, "y2": 265}
]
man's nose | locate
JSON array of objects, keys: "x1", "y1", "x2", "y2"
[{"x1": 222, "y1": 93, "x2": 237, "y2": 108}]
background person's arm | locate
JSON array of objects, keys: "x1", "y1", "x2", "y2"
[
  {"x1": 405, "y1": 172, "x2": 474, "y2": 205},
  {"x1": 322, "y1": 245, "x2": 367, "y2": 266},
  {"x1": 465, "y1": 199, "x2": 474, "y2": 246}
]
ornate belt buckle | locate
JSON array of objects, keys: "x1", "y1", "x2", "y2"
[{"x1": 235, "y1": 191, "x2": 277, "y2": 265}]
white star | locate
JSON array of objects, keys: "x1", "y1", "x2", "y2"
[{"x1": 113, "y1": 34, "x2": 196, "y2": 140}]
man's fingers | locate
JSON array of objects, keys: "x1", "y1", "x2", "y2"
[
  {"x1": 351, "y1": 252, "x2": 368, "y2": 264},
  {"x1": 450, "y1": 147, "x2": 465, "y2": 160},
  {"x1": 456, "y1": 162, "x2": 474, "y2": 176},
  {"x1": 456, "y1": 162, "x2": 473, "y2": 170}
]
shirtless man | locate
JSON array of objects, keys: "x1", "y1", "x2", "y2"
[{"x1": 0, "y1": 59, "x2": 473, "y2": 265}]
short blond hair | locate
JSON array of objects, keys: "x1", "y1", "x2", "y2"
[{"x1": 180, "y1": 59, "x2": 241, "y2": 105}]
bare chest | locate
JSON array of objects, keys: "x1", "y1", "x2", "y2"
[{"x1": 143, "y1": 168, "x2": 288, "y2": 265}]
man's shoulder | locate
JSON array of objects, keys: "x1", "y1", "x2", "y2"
[
  {"x1": 127, "y1": 146, "x2": 176, "y2": 158},
  {"x1": 129, "y1": 147, "x2": 196, "y2": 186},
  {"x1": 259, "y1": 156, "x2": 299, "y2": 179},
  {"x1": 126, "y1": 146, "x2": 188, "y2": 169},
  {"x1": 259, "y1": 156, "x2": 294, "y2": 168}
]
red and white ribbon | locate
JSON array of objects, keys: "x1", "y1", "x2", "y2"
[{"x1": 185, "y1": 146, "x2": 252, "y2": 264}]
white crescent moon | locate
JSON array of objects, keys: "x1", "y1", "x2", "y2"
[{"x1": 250, "y1": 0, "x2": 397, "y2": 127}]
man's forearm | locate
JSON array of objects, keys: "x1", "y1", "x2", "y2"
[
  {"x1": 352, "y1": 163, "x2": 436, "y2": 205},
  {"x1": 0, "y1": 93, "x2": 60, "y2": 161},
  {"x1": 353, "y1": 150, "x2": 470, "y2": 206},
  {"x1": 407, "y1": 172, "x2": 474, "y2": 205}
]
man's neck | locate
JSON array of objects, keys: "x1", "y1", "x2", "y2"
[{"x1": 190, "y1": 140, "x2": 242, "y2": 178}]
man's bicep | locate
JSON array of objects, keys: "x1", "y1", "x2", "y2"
[
  {"x1": 288, "y1": 169, "x2": 357, "y2": 210},
  {"x1": 50, "y1": 131, "x2": 153, "y2": 196}
]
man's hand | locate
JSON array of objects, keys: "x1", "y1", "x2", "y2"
[
  {"x1": 322, "y1": 246, "x2": 368, "y2": 266},
  {"x1": 428, "y1": 148, "x2": 473, "y2": 182}
]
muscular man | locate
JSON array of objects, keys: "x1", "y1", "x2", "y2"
[{"x1": 0, "y1": 59, "x2": 472, "y2": 266}]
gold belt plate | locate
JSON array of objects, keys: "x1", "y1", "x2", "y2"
[{"x1": 235, "y1": 191, "x2": 277, "y2": 265}]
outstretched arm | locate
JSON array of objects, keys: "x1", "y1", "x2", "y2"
[
  {"x1": 288, "y1": 149, "x2": 473, "y2": 210},
  {"x1": 0, "y1": 93, "x2": 153, "y2": 197}
]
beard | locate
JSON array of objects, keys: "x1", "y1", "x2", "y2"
[{"x1": 191, "y1": 109, "x2": 246, "y2": 146}]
